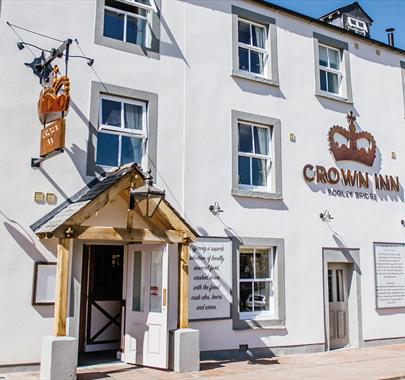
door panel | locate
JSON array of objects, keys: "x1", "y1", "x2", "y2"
[
  {"x1": 328, "y1": 263, "x2": 349, "y2": 349},
  {"x1": 85, "y1": 245, "x2": 124, "y2": 352},
  {"x1": 124, "y1": 245, "x2": 168, "y2": 369}
]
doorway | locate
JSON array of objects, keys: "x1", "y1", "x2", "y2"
[
  {"x1": 323, "y1": 248, "x2": 363, "y2": 351},
  {"x1": 79, "y1": 245, "x2": 124, "y2": 355},
  {"x1": 123, "y1": 244, "x2": 169, "y2": 369},
  {"x1": 328, "y1": 263, "x2": 349, "y2": 349}
]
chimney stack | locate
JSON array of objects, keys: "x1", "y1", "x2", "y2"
[{"x1": 386, "y1": 28, "x2": 395, "y2": 47}]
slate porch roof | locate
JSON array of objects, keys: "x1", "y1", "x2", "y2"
[{"x1": 30, "y1": 163, "x2": 198, "y2": 239}]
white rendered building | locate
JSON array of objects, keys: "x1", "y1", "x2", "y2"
[{"x1": 1, "y1": 0, "x2": 405, "y2": 372}]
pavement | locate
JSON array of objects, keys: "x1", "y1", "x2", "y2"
[{"x1": 3, "y1": 344, "x2": 405, "y2": 380}]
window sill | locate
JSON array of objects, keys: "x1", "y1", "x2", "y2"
[
  {"x1": 95, "y1": 35, "x2": 159, "y2": 59},
  {"x1": 233, "y1": 317, "x2": 286, "y2": 330},
  {"x1": 232, "y1": 70, "x2": 279, "y2": 87},
  {"x1": 232, "y1": 188, "x2": 282, "y2": 200},
  {"x1": 315, "y1": 90, "x2": 353, "y2": 104}
]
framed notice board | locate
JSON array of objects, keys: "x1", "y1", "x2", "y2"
[{"x1": 32, "y1": 262, "x2": 57, "y2": 306}]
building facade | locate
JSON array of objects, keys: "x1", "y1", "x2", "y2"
[{"x1": 1, "y1": 0, "x2": 405, "y2": 370}]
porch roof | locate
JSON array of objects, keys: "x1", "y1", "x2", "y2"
[{"x1": 30, "y1": 163, "x2": 198, "y2": 242}]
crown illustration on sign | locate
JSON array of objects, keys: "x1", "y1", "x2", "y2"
[
  {"x1": 328, "y1": 112, "x2": 376, "y2": 167},
  {"x1": 37, "y1": 65, "x2": 70, "y2": 125}
]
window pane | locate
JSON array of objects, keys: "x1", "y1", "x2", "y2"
[
  {"x1": 132, "y1": 252, "x2": 143, "y2": 311},
  {"x1": 124, "y1": 103, "x2": 143, "y2": 130},
  {"x1": 252, "y1": 25, "x2": 266, "y2": 49},
  {"x1": 239, "y1": 282, "x2": 252, "y2": 312},
  {"x1": 126, "y1": 15, "x2": 146, "y2": 45},
  {"x1": 327, "y1": 72, "x2": 339, "y2": 94},
  {"x1": 336, "y1": 269, "x2": 344, "y2": 302},
  {"x1": 250, "y1": 51, "x2": 264, "y2": 74},
  {"x1": 254, "y1": 282, "x2": 270, "y2": 311},
  {"x1": 238, "y1": 124, "x2": 253, "y2": 153},
  {"x1": 121, "y1": 136, "x2": 142, "y2": 164},
  {"x1": 238, "y1": 20, "x2": 251, "y2": 44},
  {"x1": 238, "y1": 156, "x2": 250, "y2": 185},
  {"x1": 149, "y1": 250, "x2": 163, "y2": 312},
  {"x1": 328, "y1": 269, "x2": 333, "y2": 302},
  {"x1": 102, "y1": 99, "x2": 121, "y2": 127},
  {"x1": 319, "y1": 45, "x2": 328, "y2": 67},
  {"x1": 104, "y1": 9, "x2": 124, "y2": 41},
  {"x1": 255, "y1": 249, "x2": 270, "y2": 279},
  {"x1": 238, "y1": 47, "x2": 249, "y2": 72},
  {"x1": 328, "y1": 49, "x2": 340, "y2": 70},
  {"x1": 96, "y1": 132, "x2": 119, "y2": 166},
  {"x1": 253, "y1": 126, "x2": 269, "y2": 155},
  {"x1": 240, "y1": 249, "x2": 254, "y2": 279},
  {"x1": 252, "y1": 158, "x2": 267, "y2": 186},
  {"x1": 320, "y1": 69, "x2": 327, "y2": 91}
]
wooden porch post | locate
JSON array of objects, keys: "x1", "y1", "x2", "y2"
[
  {"x1": 178, "y1": 237, "x2": 190, "y2": 329},
  {"x1": 54, "y1": 238, "x2": 71, "y2": 336}
]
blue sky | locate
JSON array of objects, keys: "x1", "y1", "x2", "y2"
[{"x1": 267, "y1": 0, "x2": 405, "y2": 50}]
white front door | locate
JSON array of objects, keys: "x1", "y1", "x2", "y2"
[
  {"x1": 124, "y1": 244, "x2": 168, "y2": 368},
  {"x1": 328, "y1": 263, "x2": 349, "y2": 349}
]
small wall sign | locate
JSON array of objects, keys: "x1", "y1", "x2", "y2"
[
  {"x1": 32, "y1": 262, "x2": 57, "y2": 306},
  {"x1": 374, "y1": 243, "x2": 405, "y2": 309}
]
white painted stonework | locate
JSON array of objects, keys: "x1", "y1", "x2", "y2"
[{"x1": 1, "y1": 0, "x2": 405, "y2": 367}]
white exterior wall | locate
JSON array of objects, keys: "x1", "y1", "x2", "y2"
[{"x1": 0, "y1": 0, "x2": 405, "y2": 365}]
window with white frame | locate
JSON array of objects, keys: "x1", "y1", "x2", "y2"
[
  {"x1": 238, "y1": 122, "x2": 271, "y2": 189},
  {"x1": 318, "y1": 44, "x2": 343, "y2": 95},
  {"x1": 103, "y1": 0, "x2": 156, "y2": 47},
  {"x1": 347, "y1": 17, "x2": 368, "y2": 36},
  {"x1": 239, "y1": 247, "x2": 274, "y2": 317},
  {"x1": 237, "y1": 18, "x2": 268, "y2": 76},
  {"x1": 96, "y1": 96, "x2": 147, "y2": 168}
]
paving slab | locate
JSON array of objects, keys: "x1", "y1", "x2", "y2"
[{"x1": 3, "y1": 344, "x2": 405, "y2": 380}]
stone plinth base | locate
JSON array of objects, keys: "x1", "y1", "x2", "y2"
[
  {"x1": 173, "y1": 328, "x2": 200, "y2": 373},
  {"x1": 40, "y1": 336, "x2": 78, "y2": 380}
]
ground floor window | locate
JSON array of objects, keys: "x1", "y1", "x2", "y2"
[{"x1": 239, "y1": 247, "x2": 274, "y2": 318}]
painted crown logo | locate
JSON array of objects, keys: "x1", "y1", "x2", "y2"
[
  {"x1": 37, "y1": 65, "x2": 70, "y2": 125},
  {"x1": 328, "y1": 112, "x2": 376, "y2": 167}
]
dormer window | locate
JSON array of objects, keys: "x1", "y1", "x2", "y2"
[{"x1": 347, "y1": 17, "x2": 368, "y2": 36}]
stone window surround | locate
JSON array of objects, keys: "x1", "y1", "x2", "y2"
[
  {"x1": 231, "y1": 110, "x2": 282, "y2": 200},
  {"x1": 232, "y1": 237, "x2": 286, "y2": 330},
  {"x1": 401, "y1": 61, "x2": 405, "y2": 118},
  {"x1": 86, "y1": 81, "x2": 158, "y2": 177},
  {"x1": 313, "y1": 32, "x2": 353, "y2": 104},
  {"x1": 231, "y1": 5, "x2": 279, "y2": 87},
  {"x1": 94, "y1": 0, "x2": 161, "y2": 59}
]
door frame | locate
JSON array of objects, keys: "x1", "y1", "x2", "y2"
[{"x1": 322, "y1": 248, "x2": 363, "y2": 351}]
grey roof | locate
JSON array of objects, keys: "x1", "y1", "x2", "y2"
[{"x1": 31, "y1": 164, "x2": 141, "y2": 234}]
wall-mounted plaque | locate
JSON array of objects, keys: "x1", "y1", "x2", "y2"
[
  {"x1": 32, "y1": 262, "x2": 57, "y2": 306},
  {"x1": 189, "y1": 238, "x2": 232, "y2": 321},
  {"x1": 374, "y1": 243, "x2": 405, "y2": 309}
]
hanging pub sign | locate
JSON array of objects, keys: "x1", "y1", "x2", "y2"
[
  {"x1": 302, "y1": 112, "x2": 401, "y2": 200},
  {"x1": 38, "y1": 65, "x2": 70, "y2": 157}
]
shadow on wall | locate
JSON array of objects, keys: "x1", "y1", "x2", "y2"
[
  {"x1": 316, "y1": 97, "x2": 358, "y2": 114},
  {"x1": 233, "y1": 196, "x2": 289, "y2": 211},
  {"x1": 233, "y1": 77, "x2": 286, "y2": 98}
]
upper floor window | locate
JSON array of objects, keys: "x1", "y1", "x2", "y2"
[
  {"x1": 238, "y1": 122, "x2": 271, "y2": 189},
  {"x1": 231, "y1": 6, "x2": 279, "y2": 87},
  {"x1": 347, "y1": 17, "x2": 368, "y2": 36},
  {"x1": 319, "y1": 44, "x2": 342, "y2": 96},
  {"x1": 238, "y1": 19, "x2": 268, "y2": 76},
  {"x1": 103, "y1": 0, "x2": 156, "y2": 47},
  {"x1": 96, "y1": 96, "x2": 147, "y2": 168}
]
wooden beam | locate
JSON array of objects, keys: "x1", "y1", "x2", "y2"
[
  {"x1": 178, "y1": 238, "x2": 190, "y2": 329},
  {"x1": 54, "y1": 238, "x2": 71, "y2": 336},
  {"x1": 45, "y1": 226, "x2": 183, "y2": 243}
]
